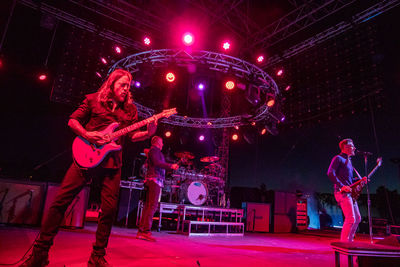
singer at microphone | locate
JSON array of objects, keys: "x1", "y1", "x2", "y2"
[{"x1": 356, "y1": 150, "x2": 373, "y2": 156}]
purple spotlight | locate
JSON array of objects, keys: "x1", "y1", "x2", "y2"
[
  {"x1": 199, "y1": 135, "x2": 205, "y2": 141},
  {"x1": 134, "y1": 81, "x2": 141, "y2": 88},
  {"x1": 197, "y1": 83, "x2": 205, "y2": 90}
]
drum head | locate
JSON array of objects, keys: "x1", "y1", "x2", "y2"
[{"x1": 187, "y1": 181, "x2": 208, "y2": 205}]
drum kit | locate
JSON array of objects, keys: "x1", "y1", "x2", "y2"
[{"x1": 163, "y1": 151, "x2": 225, "y2": 206}]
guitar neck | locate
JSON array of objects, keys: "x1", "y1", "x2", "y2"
[{"x1": 110, "y1": 115, "x2": 159, "y2": 140}]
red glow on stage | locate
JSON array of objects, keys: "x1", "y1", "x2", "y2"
[
  {"x1": 182, "y1": 33, "x2": 194, "y2": 46},
  {"x1": 38, "y1": 74, "x2": 47, "y2": 81},
  {"x1": 222, "y1": 42, "x2": 230, "y2": 50},
  {"x1": 267, "y1": 99, "x2": 275, "y2": 107},
  {"x1": 165, "y1": 131, "x2": 171, "y2": 138},
  {"x1": 0, "y1": 59, "x2": 3, "y2": 68},
  {"x1": 276, "y1": 69, "x2": 283, "y2": 76},
  {"x1": 257, "y1": 55, "x2": 264, "y2": 63},
  {"x1": 225, "y1": 81, "x2": 235, "y2": 90},
  {"x1": 100, "y1": 57, "x2": 108, "y2": 64},
  {"x1": 144, "y1": 37, "x2": 151, "y2": 46},
  {"x1": 114, "y1": 46, "x2": 122, "y2": 54},
  {"x1": 232, "y1": 134, "x2": 238, "y2": 141},
  {"x1": 234, "y1": 126, "x2": 239, "y2": 130},
  {"x1": 251, "y1": 122, "x2": 256, "y2": 126},
  {"x1": 166, "y1": 72, "x2": 175, "y2": 82}
]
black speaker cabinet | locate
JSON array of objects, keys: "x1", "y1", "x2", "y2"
[
  {"x1": 42, "y1": 184, "x2": 89, "y2": 229},
  {"x1": 0, "y1": 179, "x2": 46, "y2": 226},
  {"x1": 115, "y1": 187, "x2": 142, "y2": 227}
]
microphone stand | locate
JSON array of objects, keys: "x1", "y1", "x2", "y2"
[{"x1": 363, "y1": 154, "x2": 373, "y2": 243}]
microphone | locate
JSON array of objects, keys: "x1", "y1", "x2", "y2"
[{"x1": 356, "y1": 150, "x2": 373, "y2": 156}]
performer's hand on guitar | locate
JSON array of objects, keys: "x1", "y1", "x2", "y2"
[
  {"x1": 171, "y1": 163, "x2": 179, "y2": 170},
  {"x1": 341, "y1": 185, "x2": 352, "y2": 193},
  {"x1": 83, "y1": 131, "x2": 110, "y2": 146}
]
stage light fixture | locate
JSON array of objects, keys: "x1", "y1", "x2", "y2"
[
  {"x1": 114, "y1": 46, "x2": 122, "y2": 54},
  {"x1": 225, "y1": 80, "x2": 235, "y2": 90},
  {"x1": 285, "y1": 85, "x2": 291, "y2": 91},
  {"x1": 95, "y1": 72, "x2": 102, "y2": 78},
  {"x1": 232, "y1": 134, "x2": 238, "y2": 141},
  {"x1": 199, "y1": 135, "x2": 205, "y2": 141},
  {"x1": 100, "y1": 57, "x2": 108, "y2": 64},
  {"x1": 222, "y1": 42, "x2": 230, "y2": 50},
  {"x1": 257, "y1": 55, "x2": 264, "y2": 63},
  {"x1": 38, "y1": 74, "x2": 47, "y2": 81},
  {"x1": 267, "y1": 98, "x2": 275, "y2": 107},
  {"x1": 197, "y1": 83, "x2": 205, "y2": 90},
  {"x1": 276, "y1": 69, "x2": 283, "y2": 76},
  {"x1": 261, "y1": 128, "x2": 267, "y2": 135},
  {"x1": 144, "y1": 37, "x2": 151, "y2": 46},
  {"x1": 183, "y1": 33, "x2": 194, "y2": 46},
  {"x1": 251, "y1": 122, "x2": 256, "y2": 126},
  {"x1": 166, "y1": 72, "x2": 175, "y2": 82},
  {"x1": 134, "y1": 81, "x2": 141, "y2": 88},
  {"x1": 165, "y1": 131, "x2": 172, "y2": 138}
]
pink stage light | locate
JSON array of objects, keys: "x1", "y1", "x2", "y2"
[
  {"x1": 165, "y1": 131, "x2": 171, "y2": 138},
  {"x1": 285, "y1": 85, "x2": 291, "y2": 91},
  {"x1": 222, "y1": 42, "x2": 230, "y2": 50},
  {"x1": 95, "y1": 72, "x2": 102, "y2": 78},
  {"x1": 232, "y1": 134, "x2": 238, "y2": 141},
  {"x1": 199, "y1": 135, "x2": 205, "y2": 141},
  {"x1": 38, "y1": 74, "x2": 47, "y2": 81},
  {"x1": 166, "y1": 72, "x2": 175, "y2": 82},
  {"x1": 100, "y1": 57, "x2": 108, "y2": 64},
  {"x1": 114, "y1": 46, "x2": 122, "y2": 54},
  {"x1": 197, "y1": 83, "x2": 205, "y2": 90},
  {"x1": 144, "y1": 37, "x2": 151, "y2": 46},
  {"x1": 182, "y1": 33, "x2": 194, "y2": 46},
  {"x1": 257, "y1": 55, "x2": 264, "y2": 63},
  {"x1": 276, "y1": 69, "x2": 283, "y2": 76},
  {"x1": 234, "y1": 126, "x2": 239, "y2": 130},
  {"x1": 225, "y1": 80, "x2": 235, "y2": 90}
]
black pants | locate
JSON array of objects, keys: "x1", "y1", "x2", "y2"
[
  {"x1": 138, "y1": 180, "x2": 161, "y2": 233},
  {"x1": 34, "y1": 162, "x2": 121, "y2": 256}
]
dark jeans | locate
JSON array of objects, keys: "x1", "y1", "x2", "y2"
[
  {"x1": 34, "y1": 162, "x2": 121, "y2": 256},
  {"x1": 138, "y1": 180, "x2": 161, "y2": 234}
]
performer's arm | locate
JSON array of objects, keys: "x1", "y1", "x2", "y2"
[
  {"x1": 131, "y1": 121, "x2": 157, "y2": 142},
  {"x1": 327, "y1": 156, "x2": 346, "y2": 189},
  {"x1": 149, "y1": 149, "x2": 178, "y2": 170},
  {"x1": 69, "y1": 96, "x2": 108, "y2": 145}
]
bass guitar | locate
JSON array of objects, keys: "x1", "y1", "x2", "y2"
[
  {"x1": 72, "y1": 108, "x2": 177, "y2": 168},
  {"x1": 350, "y1": 157, "x2": 382, "y2": 200}
]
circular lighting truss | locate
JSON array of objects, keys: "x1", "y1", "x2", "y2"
[{"x1": 109, "y1": 49, "x2": 280, "y2": 128}]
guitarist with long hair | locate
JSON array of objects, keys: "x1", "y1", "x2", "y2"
[
  {"x1": 327, "y1": 138, "x2": 362, "y2": 242},
  {"x1": 21, "y1": 69, "x2": 157, "y2": 267}
]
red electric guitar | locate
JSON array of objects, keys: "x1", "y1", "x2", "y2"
[
  {"x1": 350, "y1": 157, "x2": 382, "y2": 200},
  {"x1": 72, "y1": 108, "x2": 177, "y2": 168}
]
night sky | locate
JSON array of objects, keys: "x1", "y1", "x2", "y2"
[{"x1": 0, "y1": 1, "x2": 399, "y2": 196}]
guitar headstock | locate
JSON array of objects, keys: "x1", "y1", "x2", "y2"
[
  {"x1": 377, "y1": 157, "x2": 383, "y2": 167},
  {"x1": 154, "y1": 108, "x2": 177, "y2": 120}
]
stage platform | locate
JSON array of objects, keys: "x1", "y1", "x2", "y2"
[{"x1": 2, "y1": 224, "x2": 398, "y2": 267}]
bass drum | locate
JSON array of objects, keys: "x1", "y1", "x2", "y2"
[{"x1": 186, "y1": 181, "x2": 208, "y2": 206}]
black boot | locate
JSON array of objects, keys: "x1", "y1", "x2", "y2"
[
  {"x1": 87, "y1": 253, "x2": 112, "y2": 267},
  {"x1": 19, "y1": 250, "x2": 49, "y2": 267}
]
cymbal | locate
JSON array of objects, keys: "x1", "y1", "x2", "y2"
[
  {"x1": 200, "y1": 156, "x2": 219, "y2": 163},
  {"x1": 174, "y1": 151, "x2": 195, "y2": 159}
]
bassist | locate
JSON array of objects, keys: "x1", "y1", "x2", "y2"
[{"x1": 327, "y1": 138, "x2": 362, "y2": 242}]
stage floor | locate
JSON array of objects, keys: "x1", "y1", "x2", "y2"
[{"x1": 0, "y1": 223, "x2": 372, "y2": 267}]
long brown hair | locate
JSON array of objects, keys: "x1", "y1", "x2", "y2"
[{"x1": 97, "y1": 69, "x2": 133, "y2": 110}]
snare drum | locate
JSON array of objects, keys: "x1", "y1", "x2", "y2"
[{"x1": 186, "y1": 181, "x2": 208, "y2": 205}]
